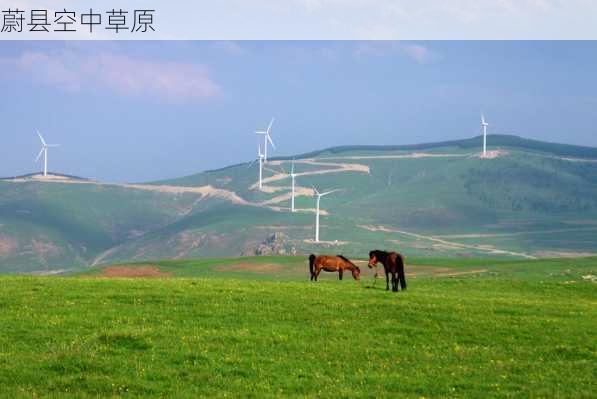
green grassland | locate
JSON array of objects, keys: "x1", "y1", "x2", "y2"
[
  {"x1": 0, "y1": 256, "x2": 595, "y2": 397},
  {"x1": 76, "y1": 254, "x2": 596, "y2": 281}
]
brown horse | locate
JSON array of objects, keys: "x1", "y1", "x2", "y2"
[
  {"x1": 368, "y1": 250, "x2": 407, "y2": 292},
  {"x1": 309, "y1": 254, "x2": 361, "y2": 281}
]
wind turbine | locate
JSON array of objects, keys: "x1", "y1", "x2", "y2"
[
  {"x1": 35, "y1": 130, "x2": 60, "y2": 177},
  {"x1": 290, "y1": 160, "x2": 296, "y2": 212},
  {"x1": 481, "y1": 114, "x2": 489, "y2": 157},
  {"x1": 255, "y1": 118, "x2": 275, "y2": 162},
  {"x1": 248, "y1": 143, "x2": 265, "y2": 190},
  {"x1": 312, "y1": 186, "x2": 338, "y2": 243}
]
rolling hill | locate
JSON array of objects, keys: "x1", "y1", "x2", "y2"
[{"x1": 2, "y1": 134, "x2": 597, "y2": 274}]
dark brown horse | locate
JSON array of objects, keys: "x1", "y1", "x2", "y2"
[
  {"x1": 368, "y1": 250, "x2": 407, "y2": 292},
  {"x1": 309, "y1": 254, "x2": 361, "y2": 281}
]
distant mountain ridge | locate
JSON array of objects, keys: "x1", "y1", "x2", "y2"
[
  {"x1": 0, "y1": 172, "x2": 90, "y2": 181},
  {"x1": 205, "y1": 135, "x2": 597, "y2": 174},
  {"x1": 271, "y1": 134, "x2": 597, "y2": 161},
  {"x1": 2, "y1": 134, "x2": 597, "y2": 274}
]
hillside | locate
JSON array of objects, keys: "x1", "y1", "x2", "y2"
[{"x1": 2, "y1": 135, "x2": 597, "y2": 273}]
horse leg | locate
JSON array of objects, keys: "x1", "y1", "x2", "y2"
[
  {"x1": 397, "y1": 256, "x2": 407, "y2": 291},
  {"x1": 385, "y1": 271, "x2": 390, "y2": 291},
  {"x1": 339, "y1": 269, "x2": 343, "y2": 280},
  {"x1": 392, "y1": 273, "x2": 398, "y2": 292},
  {"x1": 315, "y1": 268, "x2": 321, "y2": 281}
]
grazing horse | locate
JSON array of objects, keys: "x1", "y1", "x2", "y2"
[
  {"x1": 309, "y1": 254, "x2": 361, "y2": 281},
  {"x1": 368, "y1": 250, "x2": 407, "y2": 292}
]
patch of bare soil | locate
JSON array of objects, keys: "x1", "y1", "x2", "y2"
[
  {"x1": 431, "y1": 268, "x2": 488, "y2": 277},
  {"x1": 31, "y1": 239, "x2": 62, "y2": 258},
  {"x1": 259, "y1": 187, "x2": 315, "y2": 206},
  {"x1": 407, "y1": 265, "x2": 452, "y2": 276},
  {"x1": 321, "y1": 152, "x2": 469, "y2": 160},
  {"x1": 30, "y1": 269, "x2": 68, "y2": 276},
  {"x1": 216, "y1": 263, "x2": 283, "y2": 273},
  {"x1": 99, "y1": 265, "x2": 172, "y2": 278},
  {"x1": 250, "y1": 159, "x2": 370, "y2": 191},
  {"x1": 559, "y1": 157, "x2": 597, "y2": 163},
  {"x1": 172, "y1": 231, "x2": 207, "y2": 259},
  {"x1": 360, "y1": 224, "x2": 536, "y2": 259},
  {"x1": 29, "y1": 174, "x2": 76, "y2": 181},
  {"x1": 477, "y1": 150, "x2": 509, "y2": 159},
  {"x1": 0, "y1": 236, "x2": 18, "y2": 256},
  {"x1": 436, "y1": 226, "x2": 597, "y2": 239},
  {"x1": 564, "y1": 220, "x2": 597, "y2": 226},
  {"x1": 303, "y1": 239, "x2": 348, "y2": 246},
  {"x1": 6, "y1": 177, "x2": 250, "y2": 207}
]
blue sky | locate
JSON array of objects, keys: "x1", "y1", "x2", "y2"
[{"x1": 1, "y1": 41, "x2": 596, "y2": 182}]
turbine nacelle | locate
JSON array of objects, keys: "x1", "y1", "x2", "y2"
[
  {"x1": 313, "y1": 186, "x2": 339, "y2": 198},
  {"x1": 35, "y1": 130, "x2": 60, "y2": 176},
  {"x1": 254, "y1": 118, "x2": 275, "y2": 161}
]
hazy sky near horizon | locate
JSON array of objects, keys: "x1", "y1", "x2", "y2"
[{"x1": 1, "y1": 41, "x2": 596, "y2": 182}]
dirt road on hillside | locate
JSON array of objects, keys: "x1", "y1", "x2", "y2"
[{"x1": 359, "y1": 224, "x2": 537, "y2": 259}]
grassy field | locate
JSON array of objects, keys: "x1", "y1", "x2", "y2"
[{"x1": 1, "y1": 256, "x2": 595, "y2": 397}]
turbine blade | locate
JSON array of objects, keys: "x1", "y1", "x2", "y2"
[
  {"x1": 267, "y1": 118, "x2": 275, "y2": 133},
  {"x1": 321, "y1": 189, "x2": 339, "y2": 197},
  {"x1": 267, "y1": 135, "x2": 276, "y2": 150},
  {"x1": 47, "y1": 144, "x2": 60, "y2": 147},
  {"x1": 311, "y1": 185, "x2": 320, "y2": 196},
  {"x1": 37, "y1": 130, "x2": 46, "y2": 146},
  {"x1": 35, "y1": 148, "x2": 44, "y2": 162}
]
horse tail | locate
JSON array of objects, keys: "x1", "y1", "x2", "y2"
[
  {"x1": 309, "y1": 254, "x2": 316, "y2": 278},
  {"x1": 397, "y1": 253, "x2": 407, "y2": 290}
]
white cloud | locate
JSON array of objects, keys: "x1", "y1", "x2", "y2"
[
  {"x1": 1, "y1": 49, "x2": 222, "y2": 101},
  {"x1": 354, "y1": 42, "x2": 440, "y2": 64},
  {"x1": 211, "y1": 41, "x2": 247, "y2": 56}
]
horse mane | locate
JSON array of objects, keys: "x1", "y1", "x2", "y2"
[
  {"x1": 370, "y1": 249, "x2": 389, "y2": 257},
  {"x1": 336, "y1": 254, "x2": 356, "y2": 267}
]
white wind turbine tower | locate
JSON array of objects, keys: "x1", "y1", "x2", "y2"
[
  {"x1": 255, "y1": 118, "x2": 275, "y2": 162},
  {"x1": 249, "y1": 143, "x2": 265, "y2": 190},
  {"x1": 35, "y1": 130, "x2": 60, "y2": 177},
  {"x1": 312, "y1": 186, "x2": 338, "y2": 243},
  {"x1": 481, "y1": 114, "x2": 489, "y2": 157},
  {"x1": 290, "y1": 160, "x2": 296, "y2": 212}
]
